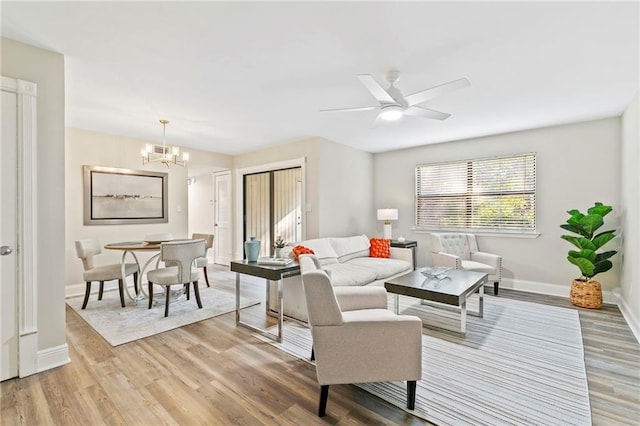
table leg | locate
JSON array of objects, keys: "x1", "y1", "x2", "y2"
[
  {"x1": 395, "y1": 294, "x2": 400, "y2": 314},
  {"x1": 479, "y1": 282, "x2": 484, "y2": 318},
  {"x1": 265, "y1": 279, "x2": 270, "y2": 315},
  {"x1": 460, "y1": 300, "x2": 467, "y2": 335},
  {"x1": 235, "y1": 273, "x2": 283, "y2": 343}
]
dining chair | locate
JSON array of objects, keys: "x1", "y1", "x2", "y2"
[
  {"x1": 147, "y1": 239, "x2": 206, "y2": 317},
  {"x1": 299, "y1": 254, "x2": 423, "y2": 417},
  {"x1": 74, "y1": 239, "x2": 139, "y2": 309},
  {"x1": 192, "y1": 233, "x2": 214, "y2": 287}
]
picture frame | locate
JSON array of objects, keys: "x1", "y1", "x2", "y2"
[{"x1": 83, "y1": 165, "x2": 168, "y2": 225}]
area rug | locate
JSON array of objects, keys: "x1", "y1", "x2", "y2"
[
  {"x1": 259, "y1": 295, "x2": 592, "y2": 426},
  {"x1": 67, "y1": 285, "x2": 259, "y2": 346}
]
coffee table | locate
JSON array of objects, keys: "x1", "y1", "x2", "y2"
[{"x1": 384, "y1": 268, "x2": 487, "y2": 334}]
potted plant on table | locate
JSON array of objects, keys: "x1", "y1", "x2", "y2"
[
  {"x1": 273, "y1": 236, "x2": 287, "y2": 258},
  {"x1": 560, "y1": 202, "x2": 618, "y2": 309}
]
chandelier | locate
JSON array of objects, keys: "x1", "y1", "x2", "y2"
[{"x1": 141, "y1": 119, "x2": 189, "y2": 167}]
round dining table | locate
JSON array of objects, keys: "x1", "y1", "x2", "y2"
[{"x1": 103, "y1": 241, "x2": 162, "y2": 301}]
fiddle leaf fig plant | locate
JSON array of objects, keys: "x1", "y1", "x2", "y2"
[{"x1": 560, "y1": 202, "x2": 617, "y2": 281}]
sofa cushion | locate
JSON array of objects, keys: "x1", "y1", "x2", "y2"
[
  {"x1": 369, "y1": 238, "x2": 391, "y2": 258},
  {"x1": 347, "y1": 257, "x2": 411, "y2": 280},
  {"x1": 329, "y1": 234, "x2": 370, "y2": 263},
  {"x1": 461, "y1": 259, "x2": 496, "y2": 274},
  {"x1": 323, "y1": 263, "x2": 378, "y2": 287},
  {"x1": 298, "y1": 238, "x2": 338, "y2": 265}
]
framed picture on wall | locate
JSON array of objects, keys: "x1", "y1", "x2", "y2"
[{"x1": 83, "y1": 165, "x2": 168, "y2": 225}]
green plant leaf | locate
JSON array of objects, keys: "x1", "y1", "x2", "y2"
[
  {"x1": 595, "y1": 250, "x2": 617, "y2": 263},
  {"x1": 588, "y1": 202, "x2": 612, "y2": 217},
  {"x1": 578, "y1": 214, "x2": 603, "y2": 237},
  {"x1": 560, "y1": 224, "x2": 589, "y2": 238},
  {"x1": 568, "y1": 256, "x2": 595, "y2": 278},
  {"x1": 562, "y1": 236, "x2": 596, "y2": 250},
  {"x1": 592, "y1": 230, "x2": 615, "y2": 249},
  {"x1": 592, "y1": 260, "x2": 613, "y2": 276},
  {"x1": 568, "y1": 249, "x2": 596, "y2": 263}
]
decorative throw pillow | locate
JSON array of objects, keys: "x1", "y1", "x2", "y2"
[
  {"x1": 369, "y1": 238, "x2": 391, "y2": 258},
  {"x1": 292, "y1": 245, "x2": 315, "y2": 261}
]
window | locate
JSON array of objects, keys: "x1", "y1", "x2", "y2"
[{"x1": 415, "y1": 153, "x2": 536, "y2": 232}]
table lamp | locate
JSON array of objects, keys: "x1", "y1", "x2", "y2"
[{"x1": 377, "y1": 208, "x2": 398, "y2": 240}]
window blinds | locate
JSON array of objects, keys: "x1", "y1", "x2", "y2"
[{"x1": 415, "y1": 153, "x2": 536, "y2": 231}]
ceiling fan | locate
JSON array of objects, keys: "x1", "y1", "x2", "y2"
[{"x1": 321, "y1": 70, "x2": 470, "y2": 121}]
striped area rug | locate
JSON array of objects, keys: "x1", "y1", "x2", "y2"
[{"x1": 262, "y1": 294, "x2": 592, "y2": 425}]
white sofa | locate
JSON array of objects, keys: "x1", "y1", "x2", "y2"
[{"x1": 268, "y1": 234, "x2": 413, "y2": 322}]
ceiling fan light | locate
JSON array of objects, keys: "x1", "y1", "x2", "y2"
[{"x1": 379, "y1": 104, "x2": 403, "y2": 121}]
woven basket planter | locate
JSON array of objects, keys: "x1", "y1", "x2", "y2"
[{"x1": 570, "y1": 279, "x2": 603, "y2": 309}]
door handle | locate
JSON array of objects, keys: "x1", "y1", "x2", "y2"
[{"x1": 1, "y1": 246, "x2": 12, "y2": 256}]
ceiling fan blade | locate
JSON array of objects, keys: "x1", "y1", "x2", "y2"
[
  {"x1": 404, "y1": 106, "x2": 451, "y2": 120},
  {"x1": 320, "y1": 106, "x2": 378, "y2": 113},
  {"x1": 357, "y1": 74, "x2": 395, "y2": 103},
  {"x1": 404, "y1": 77, "x2": 470, "y2": 106}
]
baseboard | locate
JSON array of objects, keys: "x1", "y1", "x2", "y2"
[
  {"x1": 37, "y1": 343, "x2": 70, "y2": 373},
  {"x1": 614, "y1": 293, "x2": 640, "y2": 344},
  {"x1": 500, "y1": 278, "x2": 618, "y2": 304}
]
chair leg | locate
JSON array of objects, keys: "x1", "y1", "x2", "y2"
[
  {"x1": 133, "y1": 272, "x2": 139, "y2": 294},
  {"x1": 319, "y1": 385, "x2": 329, "y2": 417},
  {"x1": 494, "y1": 281, "x2": 499, "y2": 295},
  {"x1": 407, "y1": 380, "x2": 417, "y2": 410},
  {"x1": 98, "y1": 281, "x2": 104, "y2": 300},
  {"x1": 165, "y1": 286, "x2": 171, "y2": 317},
  {"x1": 193, "y1": 281, "x2": 202, "y2": 308},
  {"x1": 81, "y1": 281, "x2": 92, "y2": 309},
  {"x1": 148, "y1": 282, "x2": 154, "y2": 309},
  {"x1": 118, "y1": 279, "x2": 126, "y2": 307},
  {"x1": 185, "y1": 283, "x2": 190, "y2": 300},
  {"x1": 203, "y1": 266, "x2": 210, "y2": 287},
  {"x1": 310, "y1": 346, "x2": 315, "y2": 361}
]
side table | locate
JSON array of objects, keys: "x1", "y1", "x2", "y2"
[
  {"x1": 231, "y1": 260, "x2": 300, "y2": 342},
  {"x1": 390, "y1": 239, "x2": 418, "y2": 270}
]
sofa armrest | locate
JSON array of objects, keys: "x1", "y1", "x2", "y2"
[
  {"x1": 390, "y1": 247, "x2": 413, "y2": 269},
  {"x1": 432, "y1": 252, "x2": 461, "y2": 268},
  {"x1": 334, "y1": 286, "x2": 388, "y2": 311}
]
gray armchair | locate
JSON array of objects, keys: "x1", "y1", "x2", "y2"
[
  {"x1": 299, "y1": 254, "x2": 422, "y2": 417},
  {"x1": 428, "y1": 232, "x2": 502, "y2": 295}
]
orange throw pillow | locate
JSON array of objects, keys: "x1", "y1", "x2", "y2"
[
  {"x1": 369, "y1": 238, "x2": 391, "y2": 258},
  {"x1": 292, "y1": 245, "x2": 315, "y2": 261}
]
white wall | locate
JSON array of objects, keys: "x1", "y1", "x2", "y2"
[
  {"x1": 1, "y1": 38, "x2": 66, "y2": 356},
  {"x1": 188, "y1": 172, "x2": 215, "y2": 263},
  {"x1": 620, "y1": 91, "x2": 639, "y2": 340},
  {"x1": 318, "y1": 140, "x2": 374, "y2": 237},
  {"x1": 374, "y1": 118, "x2": 622, "y2": 297}
]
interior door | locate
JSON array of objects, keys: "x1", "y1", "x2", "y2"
[
  {"x1": 1, "y1": 89, "x2": 18, "y2": 381},
  {"x1": 213, "y1": 171, "x2": 232, "y2": 266}
]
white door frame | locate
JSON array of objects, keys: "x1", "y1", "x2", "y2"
[
  {"x1": 234, "y1": 157, "x2": 306, "y2": 260},
  {"x1": 1, "y1": 76, "x2": 39, "y2": 378}
]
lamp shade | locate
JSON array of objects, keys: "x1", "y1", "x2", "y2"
[{"x1": 377, "y1": 209, "x2": 398, "y2": 221}]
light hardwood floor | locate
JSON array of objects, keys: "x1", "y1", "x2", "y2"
[{"x1": 2, "y1": 266, "x2": 639, "y2": 425}]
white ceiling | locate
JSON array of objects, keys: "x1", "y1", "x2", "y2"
[{"x1": 2, "y1": 1, "x2": 638, "y2": 155}]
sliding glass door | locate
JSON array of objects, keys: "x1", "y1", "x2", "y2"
[{"x1": 244, "y1": 167, "x2": 302, "y2": 257}]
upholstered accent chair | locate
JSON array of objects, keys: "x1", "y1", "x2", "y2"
[
  {"x1": 428, "y1": 232, "x2": 502, "y2": 295},
  {"x1": 299, "y1": 254, "x2": 423, "y2": 417},
  {"x1": 192, "y1": 233, "x2": 214, "y2": 287},
  {"x1": 147, "y1": 239, "x2": 206, "y2": 317},
  {"x1": 74, "y1": 239, "x2": 139, "y2": 309}
]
